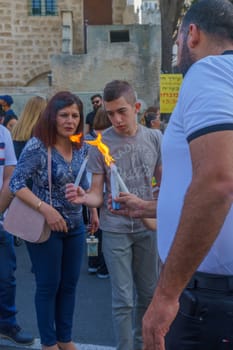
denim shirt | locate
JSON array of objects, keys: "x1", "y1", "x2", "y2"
[{"x1": 9, "y1": 137, "x2": 89, "y2": 231}]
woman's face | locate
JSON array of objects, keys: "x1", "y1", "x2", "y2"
[{"x1": 56, "y1": 103, "x2": 81, "y2": 138}]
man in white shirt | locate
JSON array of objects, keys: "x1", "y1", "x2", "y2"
[
  {"x1": 0, "y1": 125, "x2": 34, "y2": 345},
  {"x1": 109, "y1": 0, "x2": 233, "y2": 349}
]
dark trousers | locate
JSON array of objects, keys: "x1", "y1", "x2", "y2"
[
  {"x1": 166, "y1": 271, "x2": 233, "y2": 350},
  {"x1": 26, "y1": 226, "x2": 85, "y2": 346},
  {"x1": 0, "y1": 224, "x2": 17, "y2": 328}
]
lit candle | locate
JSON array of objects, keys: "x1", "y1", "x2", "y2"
[{"x1": 84, "y1": 134, "x2": 130, "y2": 208}]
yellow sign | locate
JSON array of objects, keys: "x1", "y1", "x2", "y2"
[{"x1": 160, "y1": 74, "x2": 183, "y2": 113}]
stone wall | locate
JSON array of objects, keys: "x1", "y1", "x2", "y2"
[
  {"x1": 0, "y1": 0, "x2": 128, "y2": 87},
  {"x1": 0, "y1": 0, "x2": 61, "y2": 86},
  {"x1": 51, "y1": 24, "x2": 161, "y2": 108},
  {"x1": 0, "y1": 1, "x2": 161, "y2": 116}
]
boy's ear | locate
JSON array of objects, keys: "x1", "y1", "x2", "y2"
[{"x1": 135, "y1": 102, "x2": 141, "y2": 112}]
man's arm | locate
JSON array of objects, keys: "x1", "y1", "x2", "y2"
[
  {"x1": 109, "y1": 193, "x2": 157, "y2": 218},
  {"x1": 143, "y1": 130, "x2": 233, "y2": 350},
  {"x1": 0, "y1": 165, "x2": 15, "y2": 213}
]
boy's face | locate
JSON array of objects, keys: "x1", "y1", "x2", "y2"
[{"x1": 104, "y1": 96, "x2": 139, "y2": 136}]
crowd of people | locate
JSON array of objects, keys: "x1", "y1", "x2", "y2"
[{"x1": 0, "y1": 1, "x2": 233, "y2": 350}]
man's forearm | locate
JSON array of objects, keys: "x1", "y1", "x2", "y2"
[
  {"x1": 0, "y1": 181, "x2": 13, "y2": 213},
  {"x1": 139, "y1": 198, "x2": 157, "y2": 218}
]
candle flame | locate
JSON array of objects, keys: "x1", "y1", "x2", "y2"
[
  {"x1": 70, "y1": 133, "x2": 83, "y2": 143},
  {"x1": 85, "y1": 133, "x2": 115, "y2": 167}
]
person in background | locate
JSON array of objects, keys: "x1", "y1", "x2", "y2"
[
  {"x1": 11, "y1": 95, "x2": 47, "y2": 247},
  {"x1": 85, "y1": 107, "x2": 112, "y2": 279},
  {"x1": 9, "y1": 91, "x2": 98, "y2": 350},
  {"x1": 85, "y1": 94, "x2": 103, "y2": 134},
  {"x1": 143, "y1": 106, "x2": 161, "y2": 130},
  {"x1": 0, "y1": 125, "x2": 34, "y2": 346},
  {"x1": 0, "y1": 95, "x2": 17, "y2": 118},
  {"x1": 109, "y1": 1, "x2": 233, "y2": 349},
  {"x1": 66, "y1": 80, "x2": 162, "y2": 350},
  {"x1": 0, "y1": 104, "x2": 6, "y2": 124},
  {"x1": 92, "y1": 107, "x2": 112, "y2": 134},
  {"x1": 3, "y1": 114, "x2": 18, "y2": 133},
  {"x1": 12, "y1": 96, "x2": 47, "y2": 159}
]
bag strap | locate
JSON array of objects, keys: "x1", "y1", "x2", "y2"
[{"x1": 48, "y1": 147, "x2": 52, "y2": 205}]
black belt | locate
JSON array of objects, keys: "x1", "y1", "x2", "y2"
[{"x1": 186, "y1": 271, "x2": 233, "y2": 292}]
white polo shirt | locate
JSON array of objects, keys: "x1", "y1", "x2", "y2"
[
  {"x1": 157, "y1": 53, "x2": 233, "y2": 274},
  {"x1": 0, "y1": 125, "x2": 17, "y2": 189}
]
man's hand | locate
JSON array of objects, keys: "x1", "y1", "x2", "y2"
[
  {"x1": 89, "y1": 208, "x2": 99, "y2": 233},
  {"x1": 108, "y1": 192, "x2": 156, "y2": 218},
  {"x1": 108, "y1": 192, "x2": 147, "y2": 218},
  {"x1": 143, "y1": 291, "x2": 179, "y2": 350},
  {"x1": 65, "y1": 183, "x2": 86, "y2": 204}
]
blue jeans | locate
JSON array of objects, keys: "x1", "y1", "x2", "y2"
[
  {"x1": 102, "y1": 229, "x2": 159, "y2": 350},
  {"x1": 0, "y1": 224, "x2": 17, "y2": 328},
  {"x1": 26, "y1": 225, "x2": 85, "y2": 346}
]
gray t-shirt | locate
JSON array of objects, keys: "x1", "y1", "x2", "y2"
[{"x1": 87, "y1": 124, "x2": 162, "y2": 233}]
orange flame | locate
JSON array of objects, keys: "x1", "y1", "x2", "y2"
[
  {"x1": 70, "y1": 133, "x2": 83, "y2": 143},
  {"x1": 85, "y1": 133, "x2": 115, "y2": 167}
]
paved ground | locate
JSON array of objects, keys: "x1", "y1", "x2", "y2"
[
  {"x1": 0, "y1": 241, "x2": 116, "y2": 350},
  {"x1": 0, "y1": 339, "x2": 115, "y2": 350}
]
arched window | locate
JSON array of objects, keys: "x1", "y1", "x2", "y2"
[{"x1": 31, "y1": 0, "x2": 57, "y2": 16}]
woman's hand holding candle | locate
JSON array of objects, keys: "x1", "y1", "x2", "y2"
[{"x1": 65, "y1": 183, "x2": 86, "y2": 204}]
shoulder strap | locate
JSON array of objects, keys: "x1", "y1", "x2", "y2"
[{"x1": 47, "y1": 147, "x2": 52, "y2": 205}]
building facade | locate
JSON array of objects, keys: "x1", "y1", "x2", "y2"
[
  {"x1": 0, "y1": 0, "x2": 131, "y2": 87},
  {"x1": 0, "y1": 0, "x2": 161, "y2": 114}
]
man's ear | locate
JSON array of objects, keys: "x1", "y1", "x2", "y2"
[{"x1": 188, "y1": 23, "x2": 200, "y2": 48}]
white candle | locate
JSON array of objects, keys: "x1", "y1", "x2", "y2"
[
  {"x1": 116, "y1": 171, "x2": 129, "y2": 193},
  {"x1": 110, "y1": 164, "x2": 129, "y2": 193},
  {"x1": 110, "y1": 164, "x2": 120, "y2": 209},
  {"x1": 110, "y1": 164, "x2": 129, "y2": 209},
  {"x1": 74, "y1": 156, "x2": 89, "y2": 187}
]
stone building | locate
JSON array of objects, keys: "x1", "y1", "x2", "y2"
[{"x1": 0, "y1": 0, "x2": 161, "y2": 114}]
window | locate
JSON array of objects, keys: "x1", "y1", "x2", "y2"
[
  {"x1": 31, "y1": 0, "x2": 41, "y2": 15},
  {"x1": 45, "y1": 0, "x2": 56, "y2": 15},
  {"x1": 30, "y1": 0, "x2": 57, "y2": 16},
  {"x1": 110, "y1": 30, "x2": 130, "y2": 43}
]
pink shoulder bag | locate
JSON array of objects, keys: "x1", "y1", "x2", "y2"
[{"x1": 3, "y1": 147, "x2": 52, "y2": 243}]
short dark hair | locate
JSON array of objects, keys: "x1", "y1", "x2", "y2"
[
  {"x1": 0, "y1": 95, "x2": 14, "y2": 106},
  {"x1": 34, "y1": 91, "x2": 84, "y2": 149},
  {"x1": 91, "y1": 94, "x2": 102, "y2": 102},
  {"x1": 181, "y1": 0, "x2": 233, "y2": 42},
  {"x1": 103, "y1": 80, "x2": 136, "y2": 106}
]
